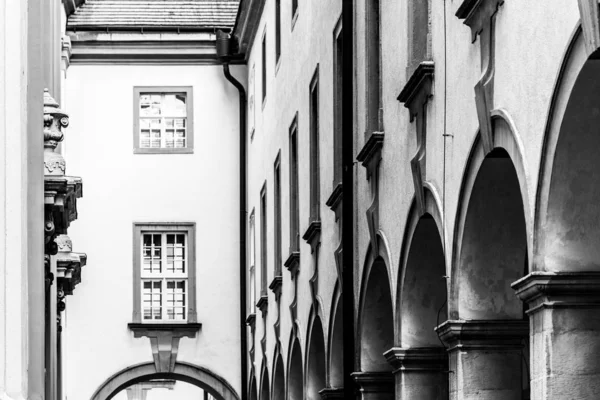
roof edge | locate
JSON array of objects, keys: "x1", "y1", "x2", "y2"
[{"x1": 232, "y1": 0, "x2": 266, "y2": 60}]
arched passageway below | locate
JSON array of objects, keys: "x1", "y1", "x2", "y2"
[
  {"x1": 272, "y1": 355, "x2": 284, "y2": 400},
  {"x1": 443, "y1": 147, "x2": 529, "y2": 400},
  {"x1": 329, "y1": 297, "x2": 343, "y2": 390},
  {"x1": 258, "y1": 368, "x2": 269, "y2": 400},
  {"x1": 287, "y1": 339, "x2": 303, "y2": 400},
  {"x1": 248, "y1": 377, "x2": 257, "y2": 400},
  {"x1": 306, "y1": 317, "x2": 326, "y2": 400}
]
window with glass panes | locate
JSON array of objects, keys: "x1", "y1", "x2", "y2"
[
  {"x1": 141, "y1": 232, "x2": 188, "y2": 321},
  {"x1": 133, "y1": 87, "x2": 194, "y2": 154}
]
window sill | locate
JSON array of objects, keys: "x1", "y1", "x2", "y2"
[
  {"x1": 284, "y1": 251, "x2": 300, "y2": 274},
  {"x1": 302, "y1": 220, "x2": 321, "y2": 253},
  {"x1": 134, "y1": 148, "x2": 194, "y2": 155},
  {"x1": 326, "y1": 182, "x2": 343, "y2": 214},
  {"x1": 128, "y1": 322, "x2": 202, "y2": 336}
]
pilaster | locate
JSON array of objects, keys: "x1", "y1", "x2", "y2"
[
  {"x1": 384, "y1": 347, "x2": 448, "y2": 400},
  {"x1": 513, "y1": 272, "x2": 600, "y2": 400},
  {"x1": 436, "y1": 319, "x2": 528, "y2": 400}
]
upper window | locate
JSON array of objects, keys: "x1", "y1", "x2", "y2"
[
  {"x1": 133, "y1": 87, "x2": 194, "y2": 154},
  {"x1": 133, "y1": 223, "x2": 197, "y2": 323}
]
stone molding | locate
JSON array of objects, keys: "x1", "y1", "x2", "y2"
[
  {"x1": 356, "y1": 132, "x2": 384, "y2": 181},
  {"x1": 55, "y1": 235, "x2": 87, "y2": 296},
  {"x1": 326, "y1": 183, "x2": 343, "y2": 220},
  {"x1": 256, "y1": 295, "x2": 268, "y2": 315},
  {"x1": 398, "y1": 61, "x2": 434, "y2": 215},
  {"x1": 512, "y1": 271, "x2": 600, "y2": 314},
  {"x1": 302, "y1": 221, "x2": 322, "y2": 254},
  {"x1": 61, "y1": 36, "x2": 72, "y2": 73},
  {"x1": 436, "y1": 319, "x2": 528, "y2": 351},
  {"x1": 319, "y1": 387, "x2": 344, "y2": 399},
  {"x1": 384, "y1": 347, "x2": 448, "y2": 374},
  {"x1": 284, "y1": 251, "x2": 300, "y2": 275},
  {"x1": 351, "y1": 371, "x2": 394, "y2": 393},
  {"x1": 127, "y1": 323, "x2": 202, "y2": 373},
  {"x1": 268, "y1": 275, "x2": 283, "y2": 297}
]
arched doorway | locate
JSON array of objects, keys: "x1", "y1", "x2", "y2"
[
  {"x1": 90, "y1": 362, "x2": 239, "y2": 400},
  {"x1": 445, "y1": 137, "x2": 529, "y2": 399},
  {"x1": 356, "y1": 252, "x2": 394, "y2": 399},
  {"x1": 305, "y1": 316, "x2": 325, "y2": 400},
  {"x1": 287, "y1": 339, "x2": 303, "y2": 400},
  {"x1": 397, "y1": 210, "x2": 448, "y2": 399},
  {"x1": 112, "y1": 380, "x2": 209, "y2": 400}
]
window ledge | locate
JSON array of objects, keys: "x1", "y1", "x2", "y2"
[
  {"x1": 134, "y1": 148, "x2": 194, "y2": 155},
  {"x1": 256, "y1": 295, "x2": 268, "y2": 314},
  {"x1": 128, "y1": 322, "x2": 202, "y2": 336},
  {"x1": 302, "y1": 220, "x2": 321, "y2": 253},
  {"x1": 269, "y1": 275, "x2": 283, "y2": 296},
  {"x1": 284, "y1": 251, "x2": 300, "y2": 274},
  {"x1": 356, "y1": 132, "x2": 384, "y2": 181},
  {"x1": 326, "y1": 183, "x2": 343, "y2": 218},
  {"x1": 245, "y1": 312, "x2": 256, "y2": 327}
]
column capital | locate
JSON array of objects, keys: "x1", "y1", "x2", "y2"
[
  {"x1": 436, "y1": 319, "x2": 528, "y2": 351},
  {"x1": 351, "y1": 371, "x2": 394, "y2": 393},
  {"x1": 512, "y1": 271, "x2": 600, "y2": 314},
  {"x1": 383, "y1": 346, "x2": 447, "y2": 374},
  {"x1": 319, "y1": 387, "x2": 344, "y2": 399}
]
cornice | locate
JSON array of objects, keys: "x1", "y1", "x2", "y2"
[
  {"x1": 232, "y1": 0, "x2": 266, "y2": 60},
  {"x1": 284, "y1": 251, "x2": 300, "y2": 275},
  {"x1": 326, "y1": 183, "x2": 343, "y2": 219},
  {"x1": 67, "y1": 31, "x2": 243, "y2": 65},
  {"x1": 268, "y1": 276, "x2": 283, "y2": 296},
  {"x1": 256, "y1": 295, "x2": 268, "y2": 315},
  {"x1": 436, "y1": 319, "x2": 528, "y2": 351},
  {"x1": 383, "y1": 347, "x2": 447, "y2": 373},
  {"x1": 397, "y1": 61, "x2": 435, "y2": 109},
  {"x1": 302, "y1": 221, "x2": 321, "y2": 254}
]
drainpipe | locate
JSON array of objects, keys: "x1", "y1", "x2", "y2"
[
  {"x1": 217, "y1": 30, "x2": 248, "y2": 400},
  {"x1": 342, "y1": 1, "x2": 356, "y2": 399}
]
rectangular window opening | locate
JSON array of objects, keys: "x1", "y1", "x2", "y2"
[
  {"x1": 289, "y1": 118, "x2": 300, "y2": 253},
  {"x1": 260, "y1": 185, "x2": 268, "y2": 296},
  {"x1": 309, "y1": 68, "x2": 320, "y2": 222},
  {"x1": 333, "y1": 20, "x2": 343, "y2": 187},
  {"x1": 274, "y1": 155, "x2": 282, "y2": 275}
]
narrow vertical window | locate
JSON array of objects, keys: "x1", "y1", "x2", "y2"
[
  {"x1": 309, "y1": 67, "x2": 320, "y2": 222},
  {"x1": 262, "y1": 31, "x2": 267, "y2": 104},
  {"x1": 292, "y1": 0, "x2": 298, "y2": 22},
  {"x1": 249, "y1": 210, "x2": 256, "y2": 312},
  {"x1": 333, "y1": 20, "x2": 343, "y2": 188},
  {"x1": 274, "y1": 154, "x2": 282, "y2": 275},
  {"x1": 249, "y1": 65, "x2": 256, "y2": 139},
  {"x1": 289, "y1": 117, "x2": 300, "y2": 252},
  {"x1": 407, "y1": 0, "x2": 431, "y2": 76},
  {"x1": 260, "y1": 185, "x2": 268, "y2": 296},
  {"x1": 275, "y1": 0, "x2": 281, "y2": 63},
  {"x1": 365, "y1": 0, "x2": 382, "y2": 134}
]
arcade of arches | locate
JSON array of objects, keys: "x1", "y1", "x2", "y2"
[{"x1": 246, "y1": 31, "x2": 600, "y2": 400}]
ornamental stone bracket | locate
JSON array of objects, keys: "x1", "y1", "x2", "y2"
[
  {"x1": 326, "y1": 183, "x2": 343, "y2": 222},
  {"x1": 578, "y1": 0, "x2": 600, "y2": 56},
  {"x1": 55, "y1": 234, "x2": 87, "y2": 296},
  {"x1": 397, "y1": 62, "x2": 434, "y2": 216},
  {"x1": 128, "y1": 323, "x2": 202, "y2": 373},
  {"x1": 61, "y1": 35, "x2": 72, "y2": 75},
  {"x1": 44, "y1": 89, "x2": 83, "y2": 247},
  {"x1": 383, "y1": 347, "x2": 447, "y2": 374},
  {"x1": 456, "y1": 0, "x2": 504, "y2": 154},
  {"x1": 302, "y1": 221, "x2": 322, "y2": 255},
  {"x1": 435, "y1": 319, "x2": 528, "y2": 351},
  {"x1": 356, "y1": 132, "x2": 384, "y2": 182}
]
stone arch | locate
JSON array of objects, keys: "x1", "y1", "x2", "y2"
[
  {"x1": 271, "y1": 352, "x2": 285, "y2": 400},
  {"x1": 305, "y1": 311, "x2": 326, "y2": 400},
  {"x1": 90, "y1": 362, "x2": 239, "y2": 400},
  {"x1": 396, "y1": 187, "x2": 447, "y2": 346},
  {"x1": 327, "y1": 283, "x2": 343, "y2": 389},
  {"x1": 450, "y1": 113, "x2": 531, "y2": 320},
  {"x1": 357, "y1": 240, "x2": 394, "y2": 372},
  {"x1": 287, "y1": 337, "x2": 303, "y2": 400},
  {"x1": 535, "y1": 25, "x2": 600, "y2": 273},
  {"x1": 258, "y1": 362, "x2": 269, "y2": 400},
  {"x1": 249, "y1": 375, "x2": 257, "y2": 400}
]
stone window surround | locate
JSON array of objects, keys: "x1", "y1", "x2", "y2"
[
  {"x1": 132, "y1": 222, "x2": 197, "y2": 324},
  {"x1": 133, "y1": 86, "x2": 194, "y2": 154}
]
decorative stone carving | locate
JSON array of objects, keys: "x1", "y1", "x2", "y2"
[
  {"x1": 456, "y1": 0, "x2": 504, "y2": 154},
  {"x1": 398, "y1": 62, "x2": 434, "y2": 215},
  {"x1": 326, "y1": 183, "x2": 343, "y2": 221},
  {"x1": 302, "y1": 221, "x2": 321, "y2": 254},
  {"x1": 128, "y1": 323, "x2": 201, "y2": 373},
  {"x1": 55, "y1": 235, "x2": 87, "y2": 296},
  {"x1": 61, "y1": 36, "x2": 72, "y2": 74},
  {"x1": 44, "y1": 89, "x2": 68, "y2": 177},
  {"x1": 246, "y1": 313, "x2": 257, "y2": 363}
]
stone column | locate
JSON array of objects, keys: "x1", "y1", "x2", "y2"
[
  {"x1": 385, "y1": 347, "x2": 448, "y2": 400},
  {"x1": 436, "y1": 320, "x2": 528, "y2": 400},
  {"x1": 319, "y1": 387, "x2": 344, "y2": 399},
  {"x1": 513, "y1": 272, "x2": 600, "y2": 400},
  {"x1": 351, "y1": 372, "x2": 394, "y2": 400}
]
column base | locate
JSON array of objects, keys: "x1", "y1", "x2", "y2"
[{"x1": 385, "y1": 347, "x2": 448, "y2": 400}]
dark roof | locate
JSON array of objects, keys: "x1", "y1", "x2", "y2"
[{"x1": 67, "y1": 0, "x2": 240, "y2": 30}]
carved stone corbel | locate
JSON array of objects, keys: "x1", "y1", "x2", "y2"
[
  {"x1": 456, "y1": 0, "x2": 504, "y2": 154},
  {"x1": 578, "y1": 0, "x2": 600, "y2": 56},
  {"x1": 55, "y1": 235, "x2": 87, "y2": 296},
  {"x1": 398, "y1": 62, "x2": 434, "y2": 216},
  {"x1": 128, "y1": 324, "x2": 201, "y2": 373}
]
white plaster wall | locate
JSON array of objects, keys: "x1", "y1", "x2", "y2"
[
  {"x1": 245, "y1": 0, "x2": 343, "y2": 382},
  {"x1": 64, "y1": 63, "x2": 244, "y2": 399}
]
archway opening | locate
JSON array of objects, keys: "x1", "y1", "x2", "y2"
[
  {"x1": 457, "y1": 148, "x2": 528, "y2": 399},
  {"x1": 306, "y1": 317, "x2": 326, "y2": 400},
  {"x1": 112, "y1": 379, "x2": 213, "y2": 400},
  {"x1": 359, "y1": 257, "x2": 394, "y2": 372},
  {"x1": 258, "y1": 369, "x2": 269, "y2": 400},
  {"x1": 272, "y1": 355, "x2": 284, "y2": 400},
  {"x1": 544, "y1": 57, "x2": 600, "y2": 272},
  {"x1": 287, "y1": 339, "x2": 303, "y2": 400},
  {"x1": 249, "y1": 377, "x2": 257, "y2": 400},
  {"x1": 329, "y1": 298, "x2": 343, "y2": 388},
  {"x1": 401, "y1": 215, "x2": 447, "y2": 347},
  {"x1": 458, "y1": 148, "x2": 527, "y2": 320}
]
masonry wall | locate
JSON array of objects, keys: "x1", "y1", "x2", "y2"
[{"x1": 64, "y1": 64, "x2": 244, "y2": 399}]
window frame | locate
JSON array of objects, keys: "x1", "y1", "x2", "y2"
[
  {"x1": 133, "y1": 86, "x2": 194, "y2": 154},
  {"x1": 288, "y1": 114, "x2": 300, "y2": 253},
  {"x1": 259, "y1": 183, "x2": 268, "y2": 296},
  {"x1": 132, "y1": 222, "x2": 197, "y2": 324},
  {"x1": 249, "y1": 209, "x2": 256, "y2": 313},
  {"x1": 261, "y1": 31, "x2": 267, "y2": 107},
  {"x1": 273, "y1": 152, "x2": 282, "y2": 276},
  {"x1": 333, "y1": 17, "x2": 343, "y2": 188},
  {"x1": 309, "y1": 66, "x2": 320, "y2": 223}
]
